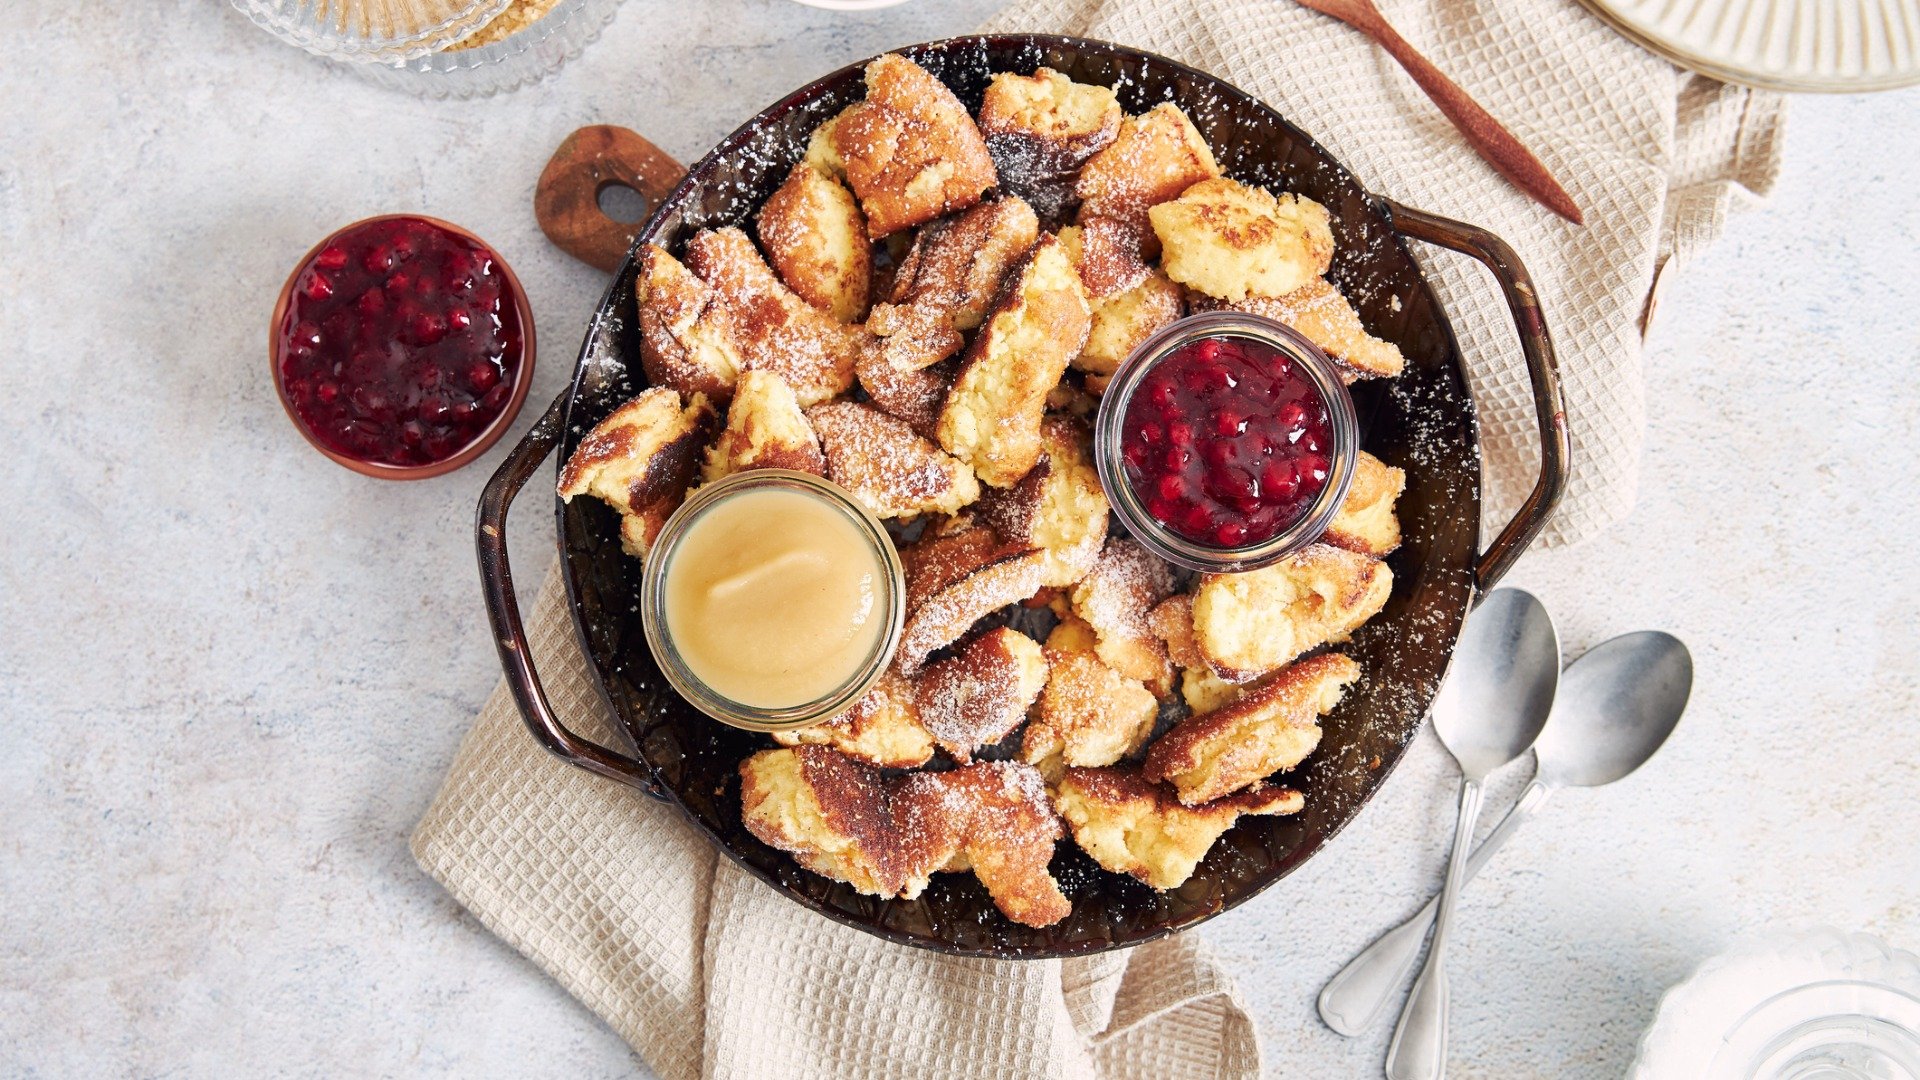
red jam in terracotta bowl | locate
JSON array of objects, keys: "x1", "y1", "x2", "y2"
[
  {"x1": 1095, "y1": 312, "x2": 1357, "y2": 573},
  {"x1": 272, "y1": 215, "x2": 533, "y2": 478}
]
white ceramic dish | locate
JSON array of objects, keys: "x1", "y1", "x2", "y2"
[{"x1": 1578, "y1": 0, "x2": 1920, "y2": 92}]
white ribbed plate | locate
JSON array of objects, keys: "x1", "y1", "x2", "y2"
[{"x1": 1579, "y1": 0, "x2": 1920, "y2": 91}]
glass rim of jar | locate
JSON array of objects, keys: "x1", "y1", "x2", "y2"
[
  {"x1": 1094, "y1": 311, "x2": 1360, "y2": 573},
  {"x1": 639, "y1": 469, "x2": 906, "y2": 733}
]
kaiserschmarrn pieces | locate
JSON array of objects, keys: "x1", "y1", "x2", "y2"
[
  {"x1": 1192, "y1": 544, "x2": 1391, "y2": 682},
  {"x1": 1069, "y1": 538, "x2": 1178, "y2": 696},
  {"x1": 1149, "y1": 177, "x2": 1334, "y2": 303},
  {"x1": 896, "y1": 517, "x2": 1048, "y2": 675},
  {"x1": 936, "y1": 234, "x2": 1091, "y2": 487},
  {"x1": 1074, "y1": 103, "x2": 1221, "y2": 259},
  {"x1": 1199, "y1": 277, "x2": 1407, "y2": 380},
  {"x1": 1053, "y1": 767, "x2": 1302, "y2": 888},
  {"x1": 757, "y1": 162, "x2": 871, "y2": 323},
  {"x1": 806, "y1": 400, "x2": 980, "y2": 520},
  {"x1": 1058, "y1": 216, "x2": 1151, "y2": 300},
  {"x1": 699, "y1": 369, "x2": 826, "y2": 484},
  {"x1": 1144, "y1": 653, "x2": 1359, "y2": 804},
  {"x1": 974, "y1": 419, "x2": 1109, "y2": 588},
  {"x1": 1323, "y1": 451, "x2": 1406, "y2": 556},
  {"x1": 557, "y1": 387, "x2": 716, "y2": 533},
  {"x1": 833, "y1": 53, "x2": 998, "y2": 238},
  {"x1": 914, "y1": 626, "x2": 1048, "y2": 761},
  {"x1": 895, "y1": 761, "x2": 1070, "y2": 927},
  {"x1": 1021, "y1": 646, "x2": 1160, "y2": 781},
  {"x1": 772, "y1": 669, "x2": 934, "y2": 769},
  {"x1": 636, "y1": 244, "x2": 745, "y2": 403},
  {"x1": 868, "y1": 197, "x2": 1040, "y2": 370},
  {"x1": 684, "y1": 227, "x2": 865, "y2": 406},
  {"x1": 739, "y1": 746, "x2": 925, "y2": 898},
  {"x1": 803, "y1": 108, "x2": 852, "y2": 179},
  {"x1": 977, "y1": 67, "x2": 1122, "y2": 220},
  {"x1": 1076, "y1": 269, "x2": 1184, "y2": 378},
  {"x1": 1147, "y1": 594, "x2": 1245, "y2": 714}
]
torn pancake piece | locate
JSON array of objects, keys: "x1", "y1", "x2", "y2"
[
  {"x1": 772, "y1": 669, "x2": 934, "y2": 769},
  {"x1": 636, "y1": 244, "x2": 745, "y2": 404},
  {"x1": 756, "y1": 162, "x2": 872, "y2": 323},
  {"x1": 833, "y1": 53, "x2": 998, "y2": 238},
  {"x1": 685, "y1": 227, "x2": 866, "y2": 406},
  {"x1": 1144, "y1": 652, "x2": 1359, "y2": 805},
  {"x1": 895, "y1": 760, "x2": 1070, "y2": 928},
  {"x1": 699, "y1": 369, "x2": 826, "y2": 484},
  {"x1": 1192, "y1": 544, "x2": 1391, "y2": 682},
  {"x1": 1149, "y1": 177, "x2": 1334, "y2": 303},
  {"x1": 807, "y1": 400, "x2": 979, "y2": 520},
  {"x1": 914, "y1": 627, "x2": 1048, "y2": 762},
  {"x1": 1053, "y1": 766, "x2": 1302, "y2": 889}
]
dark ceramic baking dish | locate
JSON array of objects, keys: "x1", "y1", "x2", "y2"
[{"x1": 477, "y1": 35, "x2": 1569, "y2": 958}]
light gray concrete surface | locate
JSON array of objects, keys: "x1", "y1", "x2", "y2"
[{"x1": 2, "y1": 1, "x2": 1916, "y2": 1076}]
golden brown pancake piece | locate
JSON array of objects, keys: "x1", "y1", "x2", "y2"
[
  {"x1": 913, "y1": 627, "x2": 1048, "y2": 761},
  {"x1": 978, "y1": 67, "x2": 1122, "y2": 220},
  {"x1": 557, "y1": 388, "x2": 717, "y2": 547},
  {"x1": 833, "y1": 53, "x2": 998, "y2": 238},
  {"x1": 756, "y1": 162, "x2": 872, "y2": 323},
  {"x1": 936, "y1": 235, "x2": 1091, "y2": 487},
  {"x1": 738, "y1": 746, "x2": 926, "y2": 898},
  {"x1": 1323, "y1": 451, "x2": 1406, "y2": 555},
  {"x1": 1054, "y1": 766, "x2": 1302, "y2": 888},
  {"x1": 806, "y1": 400, "x2": 979, "y2": 520},
  {"x1": 772, "y1": 669, "x2": 935, "y2": 769},
  {"x1": 894, "y1": 760, "x2": 1070, "y2": 927},
  {"x1": 1196, "y1": 277, "x2": 1407, "y2": 381},
  {"x1": 1149, "y1": 177, "x2": 1334, "y2": 303},
  {"x1": 895, "y1": 516, "x2": 1048, "y2": 675},
  {"x1": 1192, "y1": 544, "x2": 1391, "y2": 682},
  {"x1": 684, "y1": 227, "x2": 866, "y2": 406},
  {"x1": 1144, "y1": 652, "x2": 1359, "y2": 804},
  {"x1": 1074, "y1": 103, "x2": 1220, "y2": 260},
  {"x1": 1022, "y1": 644, "x2": 1160, "y2": 781},
  {"x1": 1069, "y1": 538, "x2": 1178, "y2": 696},
  {"x1": 699, "y1": 369, "x2": 826, "y2": 484},
  {"x1": 636, "y1": 244, "x2": 745, "y2": 404},
  {"x1": 868, "y1": 197, "x2": 1040, "y2": 371}
]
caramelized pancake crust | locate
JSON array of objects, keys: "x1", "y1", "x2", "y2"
[
  {"x1": 834, "y1": 54, "x2": 998, "y2": 238},
  {"x1": 1144, "y1": 653, "x2": 1359, "y2": 804},
  {"x1": 1054, "y1": 766, "x2": 1301, "y2": 888}
]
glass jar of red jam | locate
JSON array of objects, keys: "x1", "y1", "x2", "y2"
[
  {"x1": 270, "y1": 214, "x2": 534, "y2": 479},
  {"x1": 1094, "y1": 312, "x2": 1358, "y2": 572}
]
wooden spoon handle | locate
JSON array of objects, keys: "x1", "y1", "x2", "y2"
[
  {"x1": 534, "y1": 125, "x2": 687, "y2": 272},
  {"x1": 1367, "y1": 22, "x2": 1583, "y2": 225}
]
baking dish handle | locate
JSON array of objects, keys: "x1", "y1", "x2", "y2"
[
  {"x1": 1380, "y1": 199, "x2": 1570, "y2": 594},
  {"x1": 476, "y1": 390, "x2": 667, "y2": 799}
]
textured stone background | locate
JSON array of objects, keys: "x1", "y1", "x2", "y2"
[{"x1": 2, "y1": 1, "x2": 1916, "y2": 1077}]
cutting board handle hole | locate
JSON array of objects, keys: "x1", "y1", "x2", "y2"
[{"x1": 595, "y1": 180, "x2": 649, "y2": 224}]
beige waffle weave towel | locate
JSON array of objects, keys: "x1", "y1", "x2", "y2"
[
  {"x1": 415, "y1": 5, "x2": 1785, "y2": 1076},
  {"x1": 980, "y1": 0, "x2": 1784, "y2": 545},
  {"x1": 415, "y1": 567, "x2": 1261, "y2": 1080}
]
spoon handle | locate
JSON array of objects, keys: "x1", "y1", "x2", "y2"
[
  {"x1": 1318, "y1": 780, "x2": 1553, "y2": 1036},
  {"x1": 1386, "y1": 776, "x2": 1485, "y2": 1080}
]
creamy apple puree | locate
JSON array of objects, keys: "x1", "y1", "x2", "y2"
[{"x1": 662, "y1": 487, "x2": 883, "y2": 708}]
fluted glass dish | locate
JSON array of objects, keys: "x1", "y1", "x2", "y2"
[
  {"x1": 351, "y1": 0, "x2": 628, "y2": 98},
  {"x1": 232, "y1": 0, "x2": 511, "y2": 63}
]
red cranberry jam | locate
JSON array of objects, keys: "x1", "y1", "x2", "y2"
[
  {"x1": 1120, "y1": 334, "x2": 1334, "y2": 548},
  {"x1": 277, "y1": 216, "x2": 523, "y2": 468}
]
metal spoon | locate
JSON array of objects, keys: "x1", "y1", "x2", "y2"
[
  {"x1": 1319, "y1": 630, "x2": 1694, "y2": 1038},
  {"x1": 1384, "y1": 589, "x2": 1559, "y2": 1080}
]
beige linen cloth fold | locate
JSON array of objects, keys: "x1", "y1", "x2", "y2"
[{"x1": 414, "y1": 3, "x2": 1785, "y2": 1076}]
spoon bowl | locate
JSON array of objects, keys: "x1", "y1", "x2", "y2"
[
  {"x1": 1430, "y1": 588, "x2": 1561, "y2": 780},
  {"x1": 1534, "y1": 630, "x2": 1692, "y2": 789}
]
